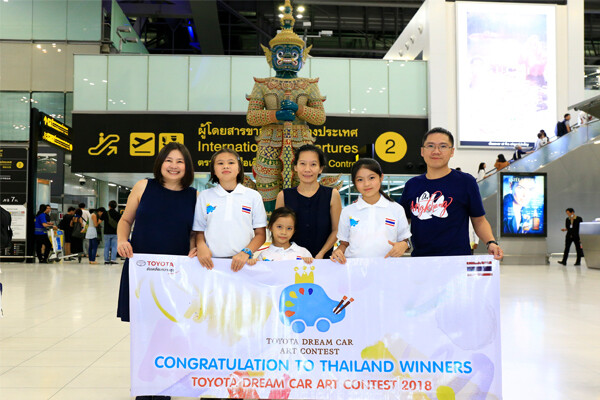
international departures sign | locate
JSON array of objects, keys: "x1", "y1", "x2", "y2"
[{"x1": 71, "y1": 113, "x2": 428, "y2": 174}]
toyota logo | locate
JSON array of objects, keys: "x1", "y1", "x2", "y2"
[{"x1": 136, "y1": 260, "x2": 147, "y2": 266}]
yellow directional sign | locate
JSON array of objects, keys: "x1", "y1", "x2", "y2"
[
  {"x1": 42, "y1": 115, "x2": 69, "y2": 136},
  {"x1": 158, "y1": 133, "x2": 184, "y2": 151},
  {"x1": 42, "y1": 130, "x2": 73, "y2": 151},
  {"x1": 88, "y1": 133, "x2": 120, "y2": 156},
  {"x1": 130, "y1": 132, "x2": 156, "y2": 156}
]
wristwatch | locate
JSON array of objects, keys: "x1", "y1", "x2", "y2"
[
  {"x1": 486, "y1": 240, "x2": 498, "y2": 249},
  {"x1": 241, "y1": 248, "x2": 253, "y2": 258}
]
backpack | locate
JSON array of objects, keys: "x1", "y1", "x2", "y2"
[
  {"x1": 0, "y1": 206, "x2": 13, "y2": 249},
  {"x1": 556, "y1": 120, "x2": 567, "y2": 137}
]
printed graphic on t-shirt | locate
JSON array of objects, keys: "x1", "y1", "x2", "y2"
[
  {"x1": 206, "y1": 204, "x2": 216, "y2": 214},
  {"x1": 349, "y1": 217, "x2": 359, "y2": 227},
  {"x1": 411, "y1": 191, "x2": 453, "y2": 220},
  {"x1": 241, "y1": 205, "x2": 252, "y2": 214},
  {"x1": 385, "y1": 218, "x2": 396, "y2": 227}
]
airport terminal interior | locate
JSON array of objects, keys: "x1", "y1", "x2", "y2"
[{"x1": 1, "y1": 0, "x2": 600, "y2": 399}]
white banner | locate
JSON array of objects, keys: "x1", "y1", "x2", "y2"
[{"x1": 129, "y1": 255, "x2": 501, "y2": 399}]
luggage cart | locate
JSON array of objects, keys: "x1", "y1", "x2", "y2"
[{"x1": 47, "y1": 229, "x2": 82, "y2": 263}]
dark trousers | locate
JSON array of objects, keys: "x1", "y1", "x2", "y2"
[
  {"x1": 35, "y1": 234, "x2": 51, "y2": 262},
  {"x1": 561, "y1": 235, "x2": 584, "y2": 264},
  {"x1": 88, "y1": 238, "x2": 99, "y2": 261}
]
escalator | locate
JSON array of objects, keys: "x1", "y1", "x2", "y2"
[{"x1": 475, "y1": 120, "x2": 600, "y2": 263}]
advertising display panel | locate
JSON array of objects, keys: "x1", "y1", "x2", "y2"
[
  {"x1": 500, "y1": 172, "x2": 547, "y2": 237},
  {"x1": 456, "y1": 2, "x2": 556, "y2": 148}
]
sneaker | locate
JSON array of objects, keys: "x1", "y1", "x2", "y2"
[{"x1": 104, "y1": 262, "x2": 110, "y2": 265}]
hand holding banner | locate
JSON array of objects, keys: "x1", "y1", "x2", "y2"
[{"x1": 129, "y1": 255, "x2": 501, "y2": 399}]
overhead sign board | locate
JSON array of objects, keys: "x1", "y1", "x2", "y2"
[
  {"x1": 34, "y1": 110, "x2": 73, "y2": 152},
  {"x1": 72, "y1": 113, "x2": 428, "y2": 174}
]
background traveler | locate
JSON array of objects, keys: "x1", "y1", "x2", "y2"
[
  {"x1": 558, "y1": 208, "x2": 584, "y2": 266},
  {"x1": 102, "y1": 200, "x2": 120, "y2": 264}
]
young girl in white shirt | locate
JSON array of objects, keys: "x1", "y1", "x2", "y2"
[
  {"x1": 193, "y1": 148, "x2": 267, "y2": 271},
  {"x1": 248, "y1": 207, "x2": 313, "y2": 264},
  {"x1": 331, "y1": 158, "x2": 411, "y2": 264}
]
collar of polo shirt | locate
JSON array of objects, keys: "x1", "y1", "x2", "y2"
[
  {"x1": 355, "y1": 195, "x2": 390, "y2": 210},
  {"x1": 215, "y1": 183, "x2": 246, "y2": 197},
  {"x1": 272, "y1": 242, "x2": 299, "y2": 252}
]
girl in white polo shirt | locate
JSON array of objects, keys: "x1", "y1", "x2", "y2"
[
  {"x1": 331, "y1": 158, "x2": 411, "y2": 264},
  {"x1": 194, "y1": 149, "x2": 267, "y2": 271},
  {"x1": 248, "y1": 207, "x2": 313, "y2": 264}
]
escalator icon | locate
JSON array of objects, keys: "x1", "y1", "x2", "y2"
[{"x1": 88, "y1": 133, "x2": 120, "y2": 156}]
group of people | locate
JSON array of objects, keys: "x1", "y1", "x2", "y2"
[
  {"x1": 35, "y1": 201, "x2": 122, "y2": 264},
  {"x1": 115, "y1": 128, "x2": 502, "y2": 400},
  {"x1": 477, "y1": 126, "x2": 555, "y2": 181}
]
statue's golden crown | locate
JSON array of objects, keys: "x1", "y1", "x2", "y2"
[
  {"x1": 269, "y1": 0, "x2": 305, "y2": 49},
  {"x1": 295, "y1": 266, "x2": 315, "y2": 284}
]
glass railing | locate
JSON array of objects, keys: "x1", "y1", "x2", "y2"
[{"x1": 478, "y1": 119, "x2": 600, "y2": 199}]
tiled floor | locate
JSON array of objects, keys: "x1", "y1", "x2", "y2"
[{"x1": 0, "y1": 258, "x2": 599, "y2": 399}]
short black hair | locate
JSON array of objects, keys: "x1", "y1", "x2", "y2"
[
  {"x1": 67, "y1": 206, "x2": 76, "y2": 212},
  {"x1": 153, "y1": 142, "x2": 195, "y2": 188},
  {"x1": 97, "y1": 207, "x2": 106, "y2": 214},
  {"x1": 422, "y1": 127, "x2": 454, "y2": 147},
  {"x1": 566, "y1": 208, "x2": 574, "y2": 213},
  {"x1": 268, "y1": 207, "x2": 297, "y2": 230},
  {"x1": 564, "y1": 113, "x2": 570, "y2": 119},
  {"x1": 294, "y1": 144, "x2": 326, "y2": 168},
  {"x1": 209, "y1": 148, "x2": 245, "y2": 184},
  {"x1": 78, "y1": 203, "x2": 86, "y2": 208},
  {"x1": 108, "y1": 200, "x2": 117, "y2": 209}
]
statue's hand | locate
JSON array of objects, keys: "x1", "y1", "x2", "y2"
[
  {"x1": 280, "y1": 100, "x2": 299, "y2": 113},
  {"x1": 276, "y1": 110, "x2": 296, "y2": 121}
]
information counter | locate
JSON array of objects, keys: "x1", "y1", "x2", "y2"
[{"x1": 580, "y1": 222, "x2": 600, "y2": 269}]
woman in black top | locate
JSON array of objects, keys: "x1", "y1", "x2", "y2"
[{"x1": 275, "y1": 144, "x2": 341, "y2": 259}]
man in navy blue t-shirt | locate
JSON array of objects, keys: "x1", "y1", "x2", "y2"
[{"x1": 400, "y1": 127, "x2": 503, "y2": 259}]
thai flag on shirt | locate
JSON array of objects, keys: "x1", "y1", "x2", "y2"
[
  {"x1": 296, "y1": 256, "x2": 303, "y2": 260},
  {"x1": 385, "y1": 218, "x2": 395, "y2": 227},
  {"x1": 242, "y1": 205, "x2": 252, "y2": 214}
]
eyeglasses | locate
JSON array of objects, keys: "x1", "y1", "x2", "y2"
[{"x1": 422, "y1": 144, "x2": 453, "y2": 151}]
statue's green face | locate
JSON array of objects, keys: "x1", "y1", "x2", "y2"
[{"x1": 271, "y1": 44, "x2": 303, "y2": 73}]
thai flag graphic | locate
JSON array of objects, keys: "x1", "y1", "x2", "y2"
[
  {"x1": 296, "y1": 256, "x2": 303, "y2": 260},
  {"x1": 241, "y1": 205, "x2": 252, "y2": 214},
  {"x1": 385, "y1": 218, "x2": 395, "y2": 227}
]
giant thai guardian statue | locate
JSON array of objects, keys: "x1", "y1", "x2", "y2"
[{"x1": 246, "y1": 0, "x2": 326, "y2": 212}]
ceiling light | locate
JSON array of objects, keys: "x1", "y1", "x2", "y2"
[
  {"x1": 297, "y1": 6, "x2": 305, "y2": 12},
  {"x1": 108, "y1": 183, "x2": 117, "y2": 187},
  {"x1": 296, "y1": 14, "x2": 303, "y2": 19},
  {"x1": 278, "y1": 13, "x2": 283, "y2": 18}
]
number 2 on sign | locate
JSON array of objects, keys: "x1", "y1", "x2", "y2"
[{"x1": 400, "y1": 380, "x2": 432, "y2": 391}]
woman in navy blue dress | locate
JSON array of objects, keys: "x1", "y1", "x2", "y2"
[
  {"x1": 116, "y1": 142, "x2": 197, "y2": 400},
  {"x1": 275, "y1": 144, "x2": 342, "y2": 259}
]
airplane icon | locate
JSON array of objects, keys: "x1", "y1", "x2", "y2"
[
  {"x1": 132, "y1": 137, "x2": 153, "y2": 149},
  {"x1": 130, "y1": 133, "x2": 155, "y2": 156}
]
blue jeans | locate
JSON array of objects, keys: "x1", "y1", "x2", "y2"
[
  {"x1": 104, "y1": 234, "x2": 118, "y2": 262},
  {"x1": 88, "y1": 238, "x2": 99, "y2": 262}
]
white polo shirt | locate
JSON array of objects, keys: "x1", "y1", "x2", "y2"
[
  {"x1": 193, "y1": 183, "x2": 267, "y2": 257},
  {"x1": 258, "y1": 242, "x2": 312, "y2": 261},
  {"x1": 337, "y1": 196, "x2": 411, "y2": 258}
]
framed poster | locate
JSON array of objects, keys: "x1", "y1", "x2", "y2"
[{"x1": 500, "y1": 172, "x2": 547, "y2": 237}]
